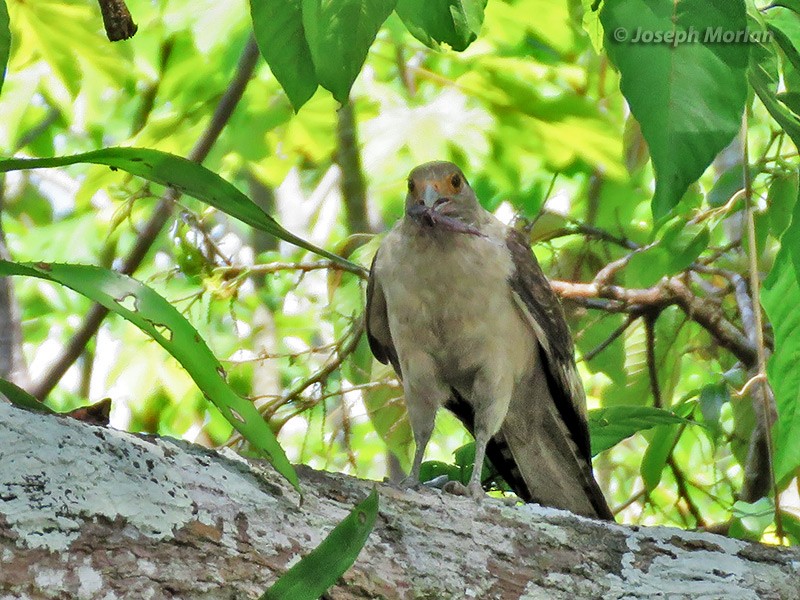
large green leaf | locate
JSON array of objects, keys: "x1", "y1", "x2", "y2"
[
  {"x1": 588, "y1": 405, "x2": 690, "y2": 456},
  {"x1": 601, "y1": 0, "x2": 749, "y2": 220},
  {"x1": 0, "y1": 261, "x2": 300, "y2": 494},
  {"x1": 0, "y1": 0, "x2": 8, "y2": 97},
  {"x1": 0, "y1": 148, "x2": 358, "y2": 270},
  {"x1": 395, "y1": 0, "x2": 486, "y2": 51},
  {"x1": 249, "y1": 0, "x2": 318, "y2": 111},
  {"x1": 761, "y1": 197, "x2": 800, "y2": 486},
  {"x1": 260, "y1": 489, "x2": 378, "y2": 600},
  {"x1": 301, "y1": 0, "x2": 396, "y2": 103}
]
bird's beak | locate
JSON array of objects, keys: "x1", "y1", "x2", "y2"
[{"x1": 421, "y1": 184, "x2": 439, "y2": 209}]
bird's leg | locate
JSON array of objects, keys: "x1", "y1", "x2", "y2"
[
  {"x1": 402, "y1": 419, "x2": 434, "y2": 488},
  {"x1": 445, "y1": 370, "x2": 513, "y2": 501},
  {"x1": 399, "y1": 354, "x2": 449, "y2": 488}
]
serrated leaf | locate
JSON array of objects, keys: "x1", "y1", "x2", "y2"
[
  {"x1": 249, "y1": 0, "x2": 318, "y2": 111},
  {"x1": 260, "y1": 489, "x2": 378, "y2": 600},
  {"x1": 0, "y1": 261, "x2": 300, "y2": 495},
  {"x1": 395, "y1": 0, "x2": 486, "y2": 51},
  {"x1": 601, "y1": 0, "x2": 748, "y2": 220},
  {"x1": 0, "y1": 148, "x2": 358, "y2": 270},
  {"x1": 0, "y1": 0, "x2": 9, "y2": 97},
  {"x1": 302, "y1": 0, "x2": 396, "y2": 103},
  {"x1": 588, "y1": 405, "x2": 690, "y2": 456}
]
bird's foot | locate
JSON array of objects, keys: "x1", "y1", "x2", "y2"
[{"x1": 442, "y1": 480, "x2": 485, "y2": 502}]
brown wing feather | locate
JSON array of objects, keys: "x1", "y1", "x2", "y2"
[
  {"x1": 505, "y1": 228, "x2": 592, "y2": 460},
  {"x1": 365, "y1": 250, "x2": 402, "y2": 378},
  {"x1": 505, "y1": 228, "x2": 613, "y2": 520}
]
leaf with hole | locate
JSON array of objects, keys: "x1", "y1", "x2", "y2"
[
  {"x1": 0, "y1": 260, "x2": 300, "y2": 494},
  {"x1": 0, "y1": 147, "x2": 358, "y2": 270},
  {"x1": 260, "y1": 489, "x2": 378, "y2": 600}
]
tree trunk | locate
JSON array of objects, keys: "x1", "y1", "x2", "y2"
[{"x1": 1, "y1": 402, "x2": 797, "y2": 599}]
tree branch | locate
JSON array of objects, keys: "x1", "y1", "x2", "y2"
[{"x1": 2, "y1": 402, "x2": 799, "y2": 599}]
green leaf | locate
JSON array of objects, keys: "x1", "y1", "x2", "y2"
[
  {"x1": 767, "y1": 169, "x2": 799, "y2": 238},
  {"x1": 249, "y1": 0, "x2": 318, "y2": 111},
  {"x1": 0, "y1": 0, "x2": 8, "y2": 97},
  {"x1": 751, "y1": 65, "x2": 800, "y2": 152},
  {"x1": 707, "y1": 165, "x2": 744, "y2": 209},
  {"x1": 761, "y1": 196, "x2": 800, "y2": 486},
  {"x1": 777, "y1": 91, "x2": 800, "y2": 114},
  {"x1": 260, "y1": 489, "x2": 378, "y2": 600},
  {"x1": 588, "y1": 405, "x2": 690, "y2": 456},
  {"x1": 601, "y1": 0, "x2": 749, "y2": 220},
  {"x1": 640, "y1": 423, "x2": 681, "y2": 492},
  {"x1": 698, "y1": 382, "x2": 729, "y2": 441},
  {"x1": 0, "y1": 378, "x2": 53, "y2": 414},
  {"x1": 774, "y1": 0, "x2": 800, "y2": 14},
  {"x1": 0, "y1": 148, "x2": 358, "y2": 270},
  {"x1": 395, "y1": 0, "x2": 487, "y2": 51},
  {"x1": 731, "y1": 497, "x2": 775, "y2": 538},
  {"x1": 769, "y1": 23, "x2": 800, "y2": 74},
  {"x1": 301, "y1": 0, "x2": 396, "y2": 103},
  {"x1": 0, "y1": 261, "x2": 300, "y2": 494}
]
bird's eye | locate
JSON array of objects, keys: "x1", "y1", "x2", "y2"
[
  {"x1": 407, "y1": 180, "x2": 415, "y2": 193},
  {"x1": 450, "y1": 174, "x2": 462, "y2": 189}
]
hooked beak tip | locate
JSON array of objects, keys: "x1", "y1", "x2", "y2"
[{"x1": 421, "y1": 184, "x2": 439, "y2": 209}]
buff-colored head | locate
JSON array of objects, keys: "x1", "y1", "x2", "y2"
[{"x1": 404, "y1": 161, "x2": 481, "y2": 224}]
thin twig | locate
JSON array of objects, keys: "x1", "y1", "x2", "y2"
[
  {"x1": 224, "y1": 319, "x2": 367, "y2": 448},
  {"x1": 581, "y1": 314, "x2": 638, "y2": 362}
]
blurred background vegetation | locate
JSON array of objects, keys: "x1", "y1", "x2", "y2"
[{"x1": 1, "y1": 0, "x2": 799, "y2": 543}]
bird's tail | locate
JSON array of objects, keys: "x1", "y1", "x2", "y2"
[{"x1": 447, "y1": 387, "x2": 613, "y2": 520}]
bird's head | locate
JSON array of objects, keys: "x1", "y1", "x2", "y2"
[{"x1": 404, "y1": 161, "x2": 481, "y2": 228}]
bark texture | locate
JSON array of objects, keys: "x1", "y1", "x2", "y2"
[{"x1": 1, "y1": 402, "x2": 798, "y2": 600}]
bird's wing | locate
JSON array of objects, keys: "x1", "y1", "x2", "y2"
[
  {"x1": 501, "y1": 227, "x2": 613, "y2": 519},
  {"x1": 365, "y1": 249, "x2": 402, "y2": 379},
  {"x1": 504, "y1": 227, "x2": 591, "y2": 458}
]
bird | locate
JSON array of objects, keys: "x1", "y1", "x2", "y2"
[{"x1": 365, "y1": 161, "x2": 613, "y2": 520}]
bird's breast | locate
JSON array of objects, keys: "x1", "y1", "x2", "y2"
[{"x1": 377, "y1": 228, "x2": 534, "y2": 387}]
